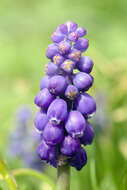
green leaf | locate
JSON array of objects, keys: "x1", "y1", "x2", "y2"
[
  {"x1": 0, "y1": 157, "x2": 19, "y2": 190},
  {"x1": 12, "y1": 168, "x2": 56, "y2": 190}
]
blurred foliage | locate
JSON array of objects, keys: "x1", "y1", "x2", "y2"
[{"x1": 0, "y1": 0, "x2": 127, "y2": 190}]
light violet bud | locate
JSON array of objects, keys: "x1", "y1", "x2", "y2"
[
  {"x1": 80, "y1": 121, "x2": 94, "y2": 145},
  {"x1": 65, "y1": 110, "x2": 86, "y2": 138},
  {"x1": 34, "y1": 110, "x2": 48, "y2": 131},
  {"x1": 65, "y1": 21, "x2": 77, "y2": 33},
  {"x1": 46, "y1": 44, "x2": 58, "y2": 59},
  {"x1": 75, "y1": 93, "x2": 96, "y2": 117},
  {"x1": 61, "y1": 59, "x2": 75, "y2": 73},
  {"x1": 56, "y1": 24, "x2": 68, "y2": 35},
  {"x1": 60, "y1": 135, "x2": 80, "y2": 156},
  {"x1": 40, "y1": 76, "x2": 50, "y2": 90},
  {"x1": 68, "y1": 49, "x2": 81, "y2": 62},
  {"x1": 68, "y1": 32, "x2": 78, "y2": 42},
  {"x1": 77, "y1": 56, "x2": 94, "y2": 73},
  {"x1": 53, "y1": 54, "x2": 65, "y2": 66},
  {"x1": 45, "y1": 62, "x2": 59, "y2": 76},
  {"x1": 48, "y1": 75, "x2": 67, "y2": 95},
  {"x1": 65, "y1": 84, "x2": 78, "y2": 100},
  {"x1": 51, "y1": 32, "x2": 65, "y2": 43},
  {"x1": 43, "y1": 123, "x2": 64, "y2": 146},
  {"x1": 69, "y1": 147, "x2": 87, "y2": 170},
  {"x1": 73, "y1": 72, "x2": 93, "y2": 91},
  {"x1": 37, "y1": 140, "x2": 56, "y2": 162},
  {"x1": 74, "y1": 39, "x2": 89, "y2": 52},
  {"x1": 34, "y1": 88, "x2": 55, "y2": 110},
  {"x1": 47, "y1": 98, "x2": 68, "y2": 125},
  {"x1": 58, "y1": 41, "x2": 71, "y2": 55},
  {"x1": 76, "y1": 27, "x2": 87, "y2": 37}
]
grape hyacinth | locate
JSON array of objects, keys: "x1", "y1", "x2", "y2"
[
  {"x1": 7, "y1": 106, "x2": 43, "y2": 171},
  {"x1": 34, "y1": 21, "x2": 96, "y2": 172}
]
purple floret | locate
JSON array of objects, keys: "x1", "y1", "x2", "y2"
[
  {"x1": 76, "y1": 27, "x2": 87, "y2": 37},
  {"x1": 60, "y1": 135, "x2": 80, "y2": 156},
  {"x1": 69, "y1": 147, "x2": 87, "y2": 170},
  {"x1": 65, "y1": 110, "x2": 86, "y2": 138},
  {"x1": 45, "y1": 62, "x2": 59, "y2": 76},
  {"x1": 77, "y1": 56, "x2": 94, "y2": 73},
  {"x1": 58, "y1": 41, "x2": 71, "y2": 55},
  {"x1": 40, "y1": 76, "x2": 50, "y2": 90},
  {"x1": 43, "y1": 123, "x2": 64, "y2": 146},
  {"x1": 46, "y1": 44, "x2": 58, "y2": 59},
  {"x1": 73, "y1": 72, "x2": 93, "y2": 91},
  {"x1": 75, "y1": 93, "x2": 96, "y2": 118},
  {"x1": 47, "y1": 98, "x2": 68, "y2": 125},
  {"x1": 51, "y1": 32, "x2": 65, "y2": 43},
  {"x1": 34, "y1": 88, "x2": 55, "y2": 110},
  {"x1": 37, "y1": 140, "x2": 56, "y2": 163},
  {"x1": 65, "y1": 84, "x2": 78, "y2": 100},
  {"x1": 74, "y1": 38, "x2": 89, "y2": 52},
  {"x1": 34, "y1": 110, "x2": 48, "y2": 131},
  {"x1": 80, "y1": 121, "x2": 94, "y2": 145},
  {"x1": 48, "y1": 75, "x2": 67, "y2": 95}
]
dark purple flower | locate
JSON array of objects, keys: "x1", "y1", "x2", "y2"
[
  {"x1": 34, "y1": 110, "x2": 48, "y2": 131},
  {"x1": 47, "y1": 98, "x2": 67, "y2": 125},
  {"x1": 77, "y1": 56, "x2": 94, "y2": 73},
  {"x1": 80, "y1": 121, "x2": 94, "y2": 145},
  {"x1": 48, "y1": 75, "x2": 67, "y2": 95},
  {"x1": 69, "y1": 147, "x2": 87, "y2": 170},
  {"x1": 74, "y1": 39, "x2": 89, "y2": 52},
  {"x1": 46, "y1": 44, "x2": 58, "y2": 59},
  {"x1": 58, "y1": 41, "x2": 71, "y2": 55},
  {"x1": 45, "y1": 62, "x2": 58, "y2": 76},
  {"x1": 65, "y1": 84, "x2": 78, "y2": 100},
  {"x1": 75, "y1": 93, "x2": 96, "y2": 117},
  {"x1": 34, "y1": 88, "x2": 55, "y2": 110},
  {"x1": 40, "y1": 76, "x2": 50, "y2": 90},
  {"x1": 43, "y1": 123, "x2": 64, "y2": 146},
  {"x1": 60, "y1": 135, "x2": 80, "y2": 156},
  {"x1": 65, "y1": 110, "x2": 86, "y2": 138},
  {"x1": 37, "y1": 140, "x2": 56, "y2": 162},
  {"x1": 73, "y1": 72, "x2": 93, "y2": 91}
]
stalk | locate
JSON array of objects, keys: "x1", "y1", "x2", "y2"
[
  {"x1": 0, "y1": 157, "x2": 19, "y2": 190},
  {"x1": 57, "y1": 164, "x2": 70, "y2": 190},
  {"x1": 0, "y1": 168, "x2": 56, "y2": 190}
]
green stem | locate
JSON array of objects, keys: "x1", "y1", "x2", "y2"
[
  {"x1": 90, "y1": 159, "x2": 98, "y2": 190},
  {"x1": 57, "y1": 164, "x2": 70, "y2": 190},
  {"x1": 0, "y1": 157, "x2": 19, "y2": 190}
]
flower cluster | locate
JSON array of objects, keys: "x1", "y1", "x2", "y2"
[
  {"x1": 34, "y1": 21, "x2": 96, "y2": 170},
  {"x1": 7, "y1": 106, "x2": 43, "y2": 171}
]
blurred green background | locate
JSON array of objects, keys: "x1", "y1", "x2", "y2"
[{"x1": 0, "y1": 0, "x2": 127, "y2": 190}]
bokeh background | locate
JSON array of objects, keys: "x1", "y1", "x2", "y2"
[{"x1": 0, "y1": 0, "x2": 127, "y2": 190}]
